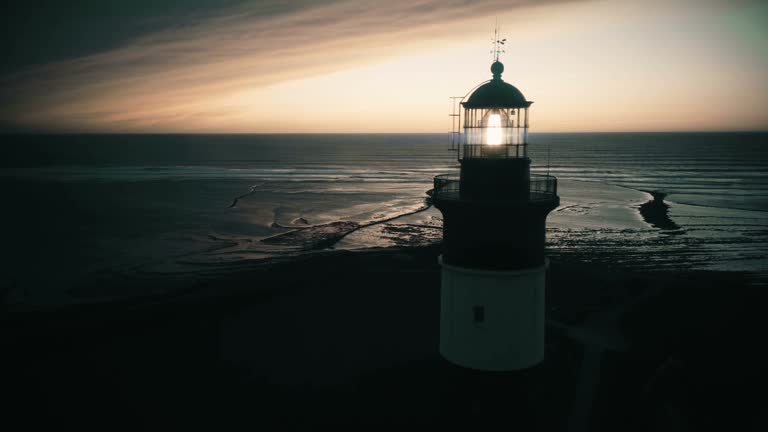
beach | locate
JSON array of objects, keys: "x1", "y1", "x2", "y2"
[{"x1": 1, "y1": 133, "x2": 766, "y2": 429}]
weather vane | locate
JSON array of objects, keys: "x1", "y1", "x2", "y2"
[{"x1": 491, "y1": 19, "x2": 506, "y2": 62}]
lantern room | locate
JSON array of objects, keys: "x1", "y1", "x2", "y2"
[{"x1": 461, "y1": 61, "x2": 532, "y2": 159}]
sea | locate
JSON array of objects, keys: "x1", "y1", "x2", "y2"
[{"x1": 1, "y1": 132, "x2": 766, "y2": 308}]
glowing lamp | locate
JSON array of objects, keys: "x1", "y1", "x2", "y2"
[{"x1": 484, "y1": 111, "x2": 503, "y2": 145}]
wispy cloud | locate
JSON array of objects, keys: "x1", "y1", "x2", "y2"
[{"x1": 0, "y1": 0, "x2": 578, "y2": 131}]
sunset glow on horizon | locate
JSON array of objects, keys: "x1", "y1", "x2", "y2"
[{"x1": 1, "y1": 0, "x2": 767, "y2": 133}]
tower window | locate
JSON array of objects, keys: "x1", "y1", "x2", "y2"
[{"x1": 473, "y1": 306, "x2": 485, "y2": 324}]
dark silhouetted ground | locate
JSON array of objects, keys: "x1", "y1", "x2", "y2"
[{"x1": 2, "y1": 245, "x2": 765, "y2": 430}]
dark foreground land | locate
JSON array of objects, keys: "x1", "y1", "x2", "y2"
[{"x1": 2, "y1": 246, "x2": 765, "y2": 431}]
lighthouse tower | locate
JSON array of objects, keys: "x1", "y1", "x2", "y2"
[{"x1": 433, "y1": 48, "x2": 559, "y2": 370}]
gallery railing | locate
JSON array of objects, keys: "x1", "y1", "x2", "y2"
[
  {"x1": 432, "y1": 174, "x2": 557, "y2": 202},
  {"x1": 461, "y1": 143, "x2": 527, "y2": 159}
]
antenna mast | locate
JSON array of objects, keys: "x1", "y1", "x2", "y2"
[{"x1": 547, "y1": 144, "x2": 551, "y2": 177}]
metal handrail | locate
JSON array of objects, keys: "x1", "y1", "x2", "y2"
[
  {"x1": 432, "y1": 173, "x2": 557, "y2": 202},
  {"x1": 461, "y1": 144, "x2": 527, "y2": 159}
]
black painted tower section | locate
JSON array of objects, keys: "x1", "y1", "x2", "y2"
[{"x1": 435, "y1": 158, "x2": 559, "y2": 271}]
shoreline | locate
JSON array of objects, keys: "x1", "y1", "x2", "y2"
[
  {"x1": 3, "y1": 174, "x2": 765, "y2": 309},
  {"x1": 3, "y1": 235, "x2": 764, "y2": 316},
  {"x1": 4, "y1": 190, "x2": 766, "y2": 315}
]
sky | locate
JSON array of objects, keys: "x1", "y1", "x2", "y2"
[{"x1": 1, "y1": 0, "x2": 766, "y2": 133}]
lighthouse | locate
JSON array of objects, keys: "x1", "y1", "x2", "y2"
[{"x1": 433, "y1": 44, "x2": 559, "y2": 371}]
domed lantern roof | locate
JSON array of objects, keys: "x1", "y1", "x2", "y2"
[{"x1": 462, "y1": 61, "x2": 532, "y2": 109}]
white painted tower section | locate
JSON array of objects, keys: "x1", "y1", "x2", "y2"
[{"x1": 439, "y1": 257, "x2": 547, "y2": 371}]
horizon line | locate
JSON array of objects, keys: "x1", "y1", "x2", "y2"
[{"x1": 2, "y1": 130, "x2": 768, "y2": 136}]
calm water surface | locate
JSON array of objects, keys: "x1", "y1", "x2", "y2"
[{"x1": 1, "y1": 132, "x2": 766, "y2": 306}]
